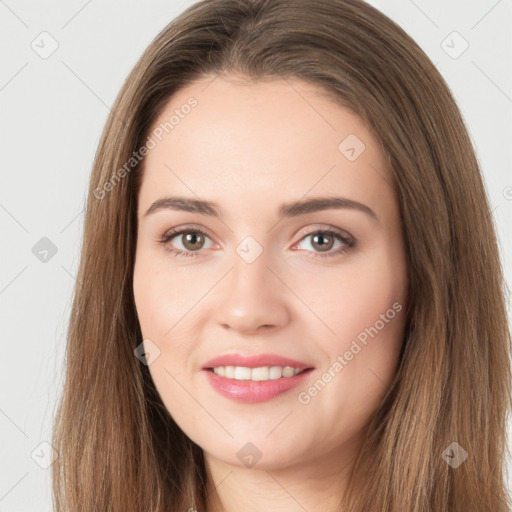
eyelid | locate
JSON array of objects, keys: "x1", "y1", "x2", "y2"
[
  {"x1": 161, "y1": 223, "x2": 218, "y2": 241},
  {"x1": 158, "y1": 223, "x2": 356, "y2": 258},
  {"x1": 159, "y1": 224, "x2": 219, "y2": 249},
  {"x1": 294, "y1": 223, "x2": 354, "y2": 241},
  {"x1": 160, "y1": 223, "x2": 354, "y2": 244}
]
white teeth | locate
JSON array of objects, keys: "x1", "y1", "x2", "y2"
[
  {"x1": 269, "y1": 366, "x2": 283, "y2": 379},
  {"x1": 212, "y1": 365, "x2": 305, "y2": 381},
  {"x1": 251, "y1": 367, "x2": 269, "y2": 381},
  {"x1": 282, "y1": 366, "x2": 295, "y2": 377},
  {"x1": 235, "y1": 366, "x2": 252, "y2": 380}
]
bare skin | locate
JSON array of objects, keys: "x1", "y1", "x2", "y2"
[{"x1": 133, "y1": 73, "x2": 409, "y2": 512}]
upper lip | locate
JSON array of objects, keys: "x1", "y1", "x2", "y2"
[{"x1": 202, "y1": 353, "x2": 314, "y2": 370}]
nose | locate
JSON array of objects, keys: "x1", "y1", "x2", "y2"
[{"x1": 215, "y1": 250, "x2": 290, "y2": 335}]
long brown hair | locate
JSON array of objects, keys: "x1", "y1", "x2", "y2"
[{"x1": 51, "y1": 0, "x2": 512, "y2": 510}]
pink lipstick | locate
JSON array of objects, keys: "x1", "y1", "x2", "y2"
[{"x1": 201, "y1": 353, "x2": 314, "y2": 403}]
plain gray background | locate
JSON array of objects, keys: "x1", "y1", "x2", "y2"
[{"x1": 1, "y1": 0, "x2": 511, "y2": 510}]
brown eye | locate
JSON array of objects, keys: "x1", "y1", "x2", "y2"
[
  {"x1": 180, "y1": 231, "x2": 206, "y2": 251},
  {"x1": 310, "y1": 232, "x2": 335, "y2": 252},
  {"x1": 159, "y1": 227, "x2": 214, "y2": 258},
  {"x1": 294, "y1": 228, "x2": 355, "y2": 259}
]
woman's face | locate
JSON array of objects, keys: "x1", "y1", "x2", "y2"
[{"x1": 133, "y1": 74, "x2": 408, "y2": 472}]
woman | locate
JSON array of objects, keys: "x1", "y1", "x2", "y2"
[{"x1": 51, "y1": 0, "x2": 512, "y2": 510}]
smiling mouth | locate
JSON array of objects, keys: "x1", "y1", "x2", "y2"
[
  {"x1": 202, "y1": 365, "x2": 314, "y2": 403},
  {"x1": 206, "y1": 365, "x2": 311, "y2": 381}
]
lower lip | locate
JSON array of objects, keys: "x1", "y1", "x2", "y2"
[{"x1": 202, "y1": 368, "x2": 313, "y2": 403}]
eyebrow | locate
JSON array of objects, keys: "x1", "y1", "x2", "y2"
[{"x1": 144, "y1": 195, "x2": 378, "y2": 221}]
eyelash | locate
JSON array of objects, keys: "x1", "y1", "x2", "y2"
[{"x1": 158, "y1": 225, "x2": 356, "y2": 260}]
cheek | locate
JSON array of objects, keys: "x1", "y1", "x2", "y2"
[
  {"x1": 298, "y1": 288, "x2": 405, "y2": 446},
  {"x1": 133, "y1": 269, "x2": 165, "y2": 338},
  {"x1": 301, "y1": 250, "x2": 407, "y2": 345},
  {"x1": 133, "y1": 255, "x2": 200, "y2": 422},
  {"x1": 133, "y1": 251, "x2": 192, "y2": 339},
  {"x1": 133, "y1": 251, "x2": 205, "y2": 388},
  {"x1": 301, "y1": 246, "x2": 407, "y2": 411}
]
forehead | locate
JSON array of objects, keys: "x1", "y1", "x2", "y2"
[{"x1": 138, "y1": 74, "x2": 394, "y2": 220}]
